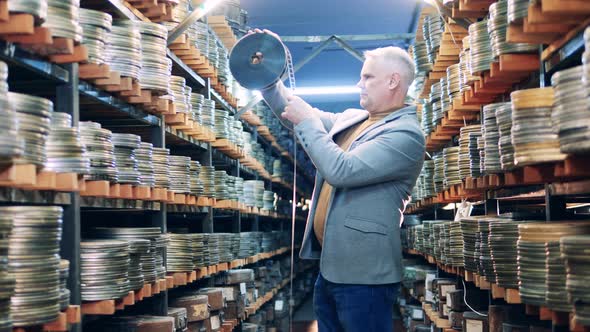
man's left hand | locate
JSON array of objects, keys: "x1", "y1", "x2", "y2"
[{"x1": 282, "y1": 95, "x2": 316, "y2": 125}]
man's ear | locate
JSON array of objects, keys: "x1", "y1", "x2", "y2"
[{"x1": 389, "y1": 73, "x2": 401, "y2": 90}]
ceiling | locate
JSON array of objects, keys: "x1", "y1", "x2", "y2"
[{"x1": 239, "y1": 0, "x2": 422, "y2": 111}]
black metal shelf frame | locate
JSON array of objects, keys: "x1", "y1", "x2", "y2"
[{"x1": 0, "y1": 1, "x2": 310, "y2": 325}]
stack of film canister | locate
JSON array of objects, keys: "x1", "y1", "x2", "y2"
[
  {"x1": 226, "y1": 176, "x2": 237, "y2": 201},
  {"x1": 424, "y1": 221, "x2": 443, "y2": 256},
  {"x1": 169, "y1": 155, "x2": 191, "y2": 194},
  {"x1": 460, "y1": 217, "x2": 479, "y2": 273},
  {"x1": 79, "y1": 122, "x2": 118, "y2": 182},
  {"x1": 488, "y1": 0, "x2": 537, "y2": 58},
  {"x1": 579, "y1": 27, "x2": 590, "y2": 153},
  {"x1": 459, "y1": 36, "x2": 480, "y2": 93},
  {"x1": 112, "y1": 133, "x2": 141, "y2": 185},
  {"x1": 494, "y1": 103, "x2": 516, "y2": 170},
  {"x1": 118, "y1": 21, "x2": 171, "y2": 94},
  {"x1": 191, "y1": 233, "x2": 205, "y2": 268},
  {"x1": 432, "y1": 223, "x2": 444, "y2": 261},
  {"x1": 232, "y1": 120, "x2": 244, "y2": 148},
  {"x1": 442, "y1": 147, "x2": 461, "y2": 189},
  {"x1": 231, "y1": 233, "x2": 240, "y2": 259},
  {"x1": 507, "y1": 0, "x2": 529, "y2": 24},
  {"x1": 6, "y1": 206, "x2": 63, "y2": 327},
  {"x1": 424, "y1": 14, "x2": 443, "y2": 64},
  {"x1": 421, "y1": 100, "x2": 434, "y2": 136},
  {"x1": 8, "y1": 0, "x2": 47, "y2": 22},
  {"x1": 458, "y1": 125, "x2": 482, "y2": 178},
  {"x1": 214, "y1": 109, "x2": 230, "y2": 140},
  {"x1": 9, "y1": 92, "x2": 53, "y2": 168},
  {"x1": 191, "y1": 21, "x2": 210, "y2": 59},
  {"x1": 561, "y1": 235, "x2": 590, "y2": 325},
  {"x1": 490, "y1": 219, "x2": 537, "y2": 289},
  {"x1": 153, "y1": 147, "x2": 171, "y2": 189},
  {"x1": 207, "y1": 33, "x2": 220, "y2": 70},
  {"x1": 272, "y1": 159, "x2": 282, "y2": 179},
  {"x1": 208, "y1": 234, "x2": 220, "y2": 265},
  {"x1": 448, "y1": 221, "x2": 463, "y2": 267},
  {"x1": 167, "y1": 233, "x2": 194, "y2": 272},
  {"x1": 43, "y1": 0, "x2": 83, "y2": 44},
  {"x1": 517, "y1": 222, "x2": 590, "y2": 306},
  {"x1": 135, "y1": 142, "x2": 156, "y2": 187},
  {"x1": 263, "y1": 191, "x2": 275, "y2": 211},
  {"x1": 0, "y1": 62, "x2": 24, "y2": 163},
  {"x1": 217, "y1": 44, "x2": 231, "y2": 85},
  {"x1": 238, "y1": 233, "x2": 251, "y2": 259},
  {"x1": 412, "y1": 41, "x2": 432, "y2": 73},
  {"x1": 108, "y1": 22, "x2": 141, "y2": 81},
  {"x1": 58, "y1": 260, "x2": 69, "y2": 311},
  {"x1": 477, "y1": 218, "x2": 495, "y2": 283},
  {"x1": 170, "y1": 76, "x2": 191, "y2": 116},
  {"x1": 430, "y1": 82, "x2": 443, "y2": 127},
  {"x1": 190, "y1": 93, "x2": 204, "y2": 126},
  {"x1": 446, "y1": 64, "x2": 461, "y2": 103},
  {"x1": 511, "y1": 88, "x2": 565, "y2": 166},
  {"x1": 218, "y1": 233, "x2": 233, "y2": 263},
  {"x1": 79, "y1": 9, "x2": 112, "y2": 65},
  {"x1": 170, "y1": 0, "x2": 189, "y2": 22},
  {"x1": 91, "y1": 227, "x2": 166, "y2": 284},
  {"x1": 127, "y1": 239, "x2": 149, "y2": 291},
  {"x1": 440, "y1": 76, "x2": 451, "y2": 116},
  {"x1": 432, "y1": 153, "x2": 444, "y2": 193},
  {"x1": 478, "y1": 134, "x2": 485, "y2": 175},
  {"x1": 421, "y1": 159, "x2": 436, "y2": 198},
  {"x1": 468, "y1": 20, "x2": 493, "y2": 75},
  {"x1": 0, "y1": 213, "x2": 12, "y2": 332},
  {"x1": 552, "y1": 65, "x2": 590, "y2": 153},
  {"x1": 45, "y1": 112, "x2": 90, "y2": 174},
  {"x1": 235, "y1": 176, "x2": 244, "y2": 204},
  {"x1": 190, "y1": 161, "x2": 205, "y2": 196},
  {"x1": 412, "y1": 176, "x2": 424, "y2": 202},
  {"x1": 201, "y1": 99, "x2": 216, "y2": 132},
  {"x1": 200, "y1": 166, "x2": 216, "y2": 198},
  {"x1": 246, "y1": 180, "x2": 265, "y2": 208},
  {"x1": 214, "y1": 170, "x2": 229, "y2": 200},
  {"x1": 482, "y1": 103, "x2": 505, "y2": 174},
  {"x1": 80, "y1": 239, "x2": 131, "y2": 301}
]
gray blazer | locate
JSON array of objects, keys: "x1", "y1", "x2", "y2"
[{"x1": 262, "y1": 82, "x2": 425, "y2": 285}]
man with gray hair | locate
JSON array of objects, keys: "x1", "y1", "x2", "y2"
[{"x1": 255, "y1": 29, "x2": 425, "y2": 331}]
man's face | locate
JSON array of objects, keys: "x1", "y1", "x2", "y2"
[{"x1": 357, "y1": 57, "x2": 394, "y2": 113}]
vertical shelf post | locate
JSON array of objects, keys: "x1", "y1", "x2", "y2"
[
  {"x1": 203, "y1": 78, "x2": 214, "y2": 233},
  {"x1": 150, "y1": 116, "x2": 168, "y2": 316},
  {"x1": 56, "y1": 63, "x2": 81, "y2": 332}
]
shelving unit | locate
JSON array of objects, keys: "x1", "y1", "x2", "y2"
[
  {"x1": 404, "y1": 3, "x2": 590, "y2": 332},
  {"x1": 408, "y1": 3, "x2": 590, "y2": 217},
  {"x1": 0, "y1": 1, "x2": 315, "y2": 331}
]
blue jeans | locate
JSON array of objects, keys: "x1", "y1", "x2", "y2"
[{"x1": 313, "y1": 273, "x2": 400, "y2": 332}]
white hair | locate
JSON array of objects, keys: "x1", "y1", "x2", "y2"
[{"x1": 364, "y1": 46, "x2": 415, "y2": 90}]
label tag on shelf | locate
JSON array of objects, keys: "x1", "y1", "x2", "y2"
[
  {"x1": 240, "y1": 282, "x2": 246, "y2": 295},
  {"x1": 275, "y1": 300, "x2": 284, "y2": 311}
]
